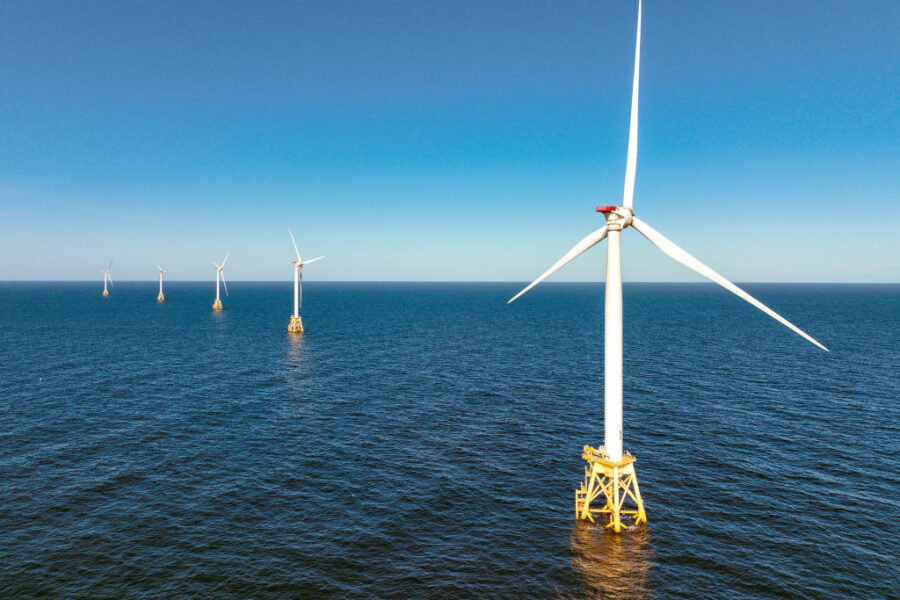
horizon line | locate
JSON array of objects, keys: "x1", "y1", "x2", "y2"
[{"x1": 0, "y1": 280, "x2": 895, "y2": 285}]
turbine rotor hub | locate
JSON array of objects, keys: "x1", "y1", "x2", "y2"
[{"x1": 596, "y1": 205, "x2": 633, "y2": 230}]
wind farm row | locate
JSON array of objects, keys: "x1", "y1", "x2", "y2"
[
  {"x1": 76, "y1": 0, "x2": 829, "y2": 532},
  {"x1": 98, "y1": 228, "x2": 323, "y2": 334}
]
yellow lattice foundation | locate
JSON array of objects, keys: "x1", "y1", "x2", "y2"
[
  {"x1": 288, "y1": 315, "x2": 304, "y2": 333},
  {"x1": 103, "y1": 289, "x2": 109, "y2": 297},
  {"x1": 157, "y1": 293, "x2": 165, "y2": 302},
  {"x1": 213, "y1": 299, "x2": 223, "y2": 311},
  {"x1": 575, "y1": 445, "x2": 646, "y2": 533}
]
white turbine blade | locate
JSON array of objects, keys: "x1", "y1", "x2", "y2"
[
  {"x1": 301, "y1": 256, "x2": 325, "y2": 266},
  {"x1": 221, "y1": 251, "x2": 230, "y2": 268},
  {"x1": 108, "y1": 261, "x2": 113, "y2": 271},
  {"x1": 288, "y1": 228, "x2": 302, "y2": 262},
  {"x1": 220, "y1": 272, "x2": 229, "y2": 296},
  {"x1": 508, "y1": 225, "x2": 608, "y2": 304},
  {"x1": 622, "y1": 0, "x2": 642, "y2": 210},
  {"x1": 212, "y1": 261, "x2": 220, "y2": 269},
  {"x1": 630, "y1": 216, "x2": 828, "y2": 351},
  {"x1": 107, "y1": 273, "x2": 113, "y2": 287}
]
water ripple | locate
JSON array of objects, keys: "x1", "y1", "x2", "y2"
[{"x1": 1, "y1": 282, "x2": 898, "y2": 598}]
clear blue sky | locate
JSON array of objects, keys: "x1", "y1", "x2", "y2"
[{"x1": 1, "y1": 0, "x2": 897, "y2": 282}]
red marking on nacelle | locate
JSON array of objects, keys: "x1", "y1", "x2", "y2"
[{"x1": 595, "y1": 205, "x2": 617, "y2": 213}]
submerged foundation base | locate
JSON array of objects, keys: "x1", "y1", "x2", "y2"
[
  {"x1": 213, "y1": 299, "x2": 223, "y2": 311},
  {"x1": 575, "y1": 445, "x2": 646, "y2": 533},
  {"x1": 157, "y1": 293, "x2": 165, "y2": 302},
  {"x1": 288, "y1": 315, "x2": 304, "y2": 333},
  {"x1": 102, "y1": 289, "x2": 109, "y2": 297}
]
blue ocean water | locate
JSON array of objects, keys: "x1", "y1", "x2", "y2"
[{"x1": 0, "y1": 282, "x2": 897, "y2": 599}]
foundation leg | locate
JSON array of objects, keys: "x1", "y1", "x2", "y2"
[
  {"x1": 630, "y1": 471, "x2": 647, "y2": 525},
  {"x1": 611, "y1": 466, "x2": 622, "y2": 533}
]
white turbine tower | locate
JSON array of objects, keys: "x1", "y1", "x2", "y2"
[
  {"x1": 508, "y1": 0, "x2": 827, "y2": 533},
  {"x1": 101, "y1": 262, "x2": 113, "y2": 297},
  {"x1": 287, "y1": 228, "x2": 325, "y2": 333},
  {"x1": 212, "y1": 251, "x2": 230, "y2": 311},
  {"x1": 157, "y1": 265, "x2": 169, "y2": 302}
]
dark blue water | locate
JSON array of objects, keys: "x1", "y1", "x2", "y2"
[{"x1": 1, "y1": 282, "x2": 897, "y2": 599}]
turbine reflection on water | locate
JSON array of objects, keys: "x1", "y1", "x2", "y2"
[
  {"x1": 286, "y1": 333, "x2": 305, "y2": 363},
  {"x1": 568, "y1": 522, "x2": 654, "y2": 600}
]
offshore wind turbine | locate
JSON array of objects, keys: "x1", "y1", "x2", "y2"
[
  {"x1": 287, "y1": 228, "x2": 325, "y2": 333},
  {"x1": 101, "y1": 262, "x2": 113, "y2": 297},
  {"x1": 508, "y1": 0, "x2": 827, "y2": 532},
  {"x1": 211, "y1": 251, "x2": 229, "y2": 311},
  {"x1": 157, "y1": 265, "x2": 169, "y2": 302}
]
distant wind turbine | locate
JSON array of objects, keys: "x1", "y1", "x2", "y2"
[
  {"x1": 157, "y1": 265, "x2": 169, "y2": 302},
  {"x1": 287, "y1": 228, "x2": 324, "y2": 333},
  {"x1": 508, "y1": 0, "x2": 827, "y2": 533},
  {"x1": 212, "y1": 251, "x2": 229, "y2": 311},
  {"x1": 101, "y1": 262, "x2": 113, "y2": 297}
]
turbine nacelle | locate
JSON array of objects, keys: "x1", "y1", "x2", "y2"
[{"x1": 596, "y1": 205, "x2": 634, "y2": 230}]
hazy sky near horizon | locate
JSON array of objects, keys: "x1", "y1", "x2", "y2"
[{"x1": 1, "y1": 0, "x2": 897, "y2": 282}]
